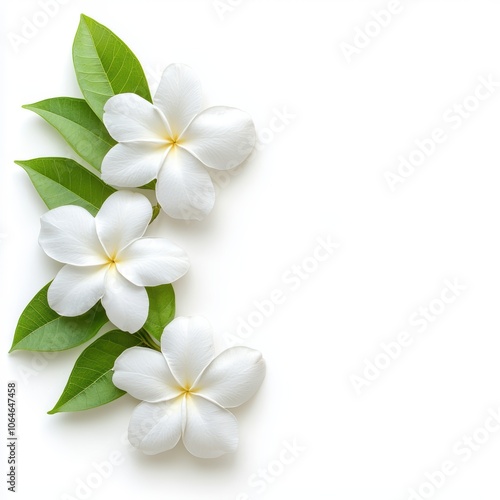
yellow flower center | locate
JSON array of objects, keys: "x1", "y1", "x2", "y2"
[
  {"x1": 177, "y1": 382, "x2": 196, "y2": 397},
  {"x1": 167, "y1": 134, "x2": 183, "y2": 148},
  {"x1": 106, "y1": 252, "x2": 120, "y2": 266}
]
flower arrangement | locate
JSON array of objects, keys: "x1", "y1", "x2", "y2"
[{"x1": 10, "y1": 14, "x2": 265, "y2": 458}]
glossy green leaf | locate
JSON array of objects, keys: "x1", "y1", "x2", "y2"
[
  {"x1": 48, "y1": 330, "x2": 144, "y2": 414},
  {"x1": 73, "y1": 14, "x2": 151, "y2": 120},
  {"x1": 10, "y1": 282, "x2": 108, "y2": 352},
  {"x1": 23, "y1": 97, "x2": 116, "y2": 171},
  {"x1": 16, "y1": 157, "x2": 115, "y2": 216},
  {"x1": 143, "y1": 285, "x2": 175, "y2": 341}
]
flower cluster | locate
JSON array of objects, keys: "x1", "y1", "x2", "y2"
[{"x1": 13, "y1": 14, "x2": 265, "y2": 460}]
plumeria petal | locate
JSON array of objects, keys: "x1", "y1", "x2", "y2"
[
  {"x1": 103, "y1": 93, "x2": 169, "y2": 143},
  {"x1": 48, "y1": 264, "x2": 108, "y2": 316},
  {"x1": 161, "y1": 317, "x2": 215, "y2": 388},
  {"x1": 193, "y1": 347, "x2": 266, "y2": 408},
  {"x1": 182, "y1": 395, "x2": 238, "y2": 458},
  {"x1": 102, "y1": 266, "x2": 149, "y2": 333},
  {"x1": 39, "y1": 206, "x2": 107, "y2": 266},
  {"x1": 128, "y1": 399, "x2": 183, "y2": 455},
  {"x1": 113, "y1": 347, "x2": 182, "y2": 402},
  {"x1": 181, "y1": 106, "x2": 256, "y2": 170},
  {"x1": 95, "y1": 191, "x2": 152, "y2": 259},
  {"x1": 156, "y1": 147, "x2": 215, "y2": 220},
  {"x1": 117, "y1": 238, "x2": 190, "y2": 287},
  {"x1": 101, "y1": 142, "x2": 167, "y2": 188},
  {"x1": 154, "y1": 63, "x2": 202, "y2": 138}
]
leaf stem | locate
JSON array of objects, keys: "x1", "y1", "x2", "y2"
[{"x1": 137, "y1": 330, "x2": 161, "y2": 351}]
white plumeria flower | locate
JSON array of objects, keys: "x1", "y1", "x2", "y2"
[
  {"x1": 113, "y1": 316, "x2": 266, "y2": 458},
  {"x1": 101, "y1": 63, "x2": 256, "y2": 221},
  {"x1": 38, "y1": 191, "x2": 190, "y2": 333}
]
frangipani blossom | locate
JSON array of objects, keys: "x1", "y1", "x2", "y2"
[
  {"x1": 113, "y1": 316, "x2": 266, "y2": 458},
  {"x1": 38, "y1": 191, "x2": 189, "y2": 333},
  {"x1": 101, "y1": 63, "x2": 256, "y2": 221}
]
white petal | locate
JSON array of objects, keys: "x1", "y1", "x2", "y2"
[
  {"x1": 154, "y1": 63, "x2": 202, "y2": 138},
  {"x1": 181, "y1": 106, "x2": 255, "y2": 170},
  {"x1": 102, "y1": 266, "x2": 149, "y2": 333},
  {"x1": 156, "y1": 147, "x2": 215, "y2": 221},
  {"x1": 194, "y1": 347, "x2": 266, "y2": 408},
  {"x1": 113, "y1": 347, "x2": 182, "y2": 402},
  {"x1": 101, "y1": 142, "x2": 167, "y2": 188},
  {"x1": 182, "y1": 395, "x2": 238, "y2": 458},
  {"x1": 161, "y1": 317, "x2": 215, "y2": 388},
  {"x1": 128, "y1": 399, "x2": 183, "y2": 455},
  {"x1": 117, "y1": 238, "x2": 190, "y2": 287},
  {"x1": 95, "y1": 191, "x2": 152, "y2": 259},
  {"x1": 48, "y1": 264, "x2": 108, "y2": 316},
  {"x1": 103, "y1": 93, "x2": 169, "y2": 143},
  {"x1": 39, "y1": 206, "x2": 106, "y2": 266}
]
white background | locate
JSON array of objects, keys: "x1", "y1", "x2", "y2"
[{"x1": 2, "y1": 1, "x2": 500, "y2": 499}]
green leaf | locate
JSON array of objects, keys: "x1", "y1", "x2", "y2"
[
  {"x1": 73, "y1": 14, "x2": 151, "y2": 120},
  {"x1": 142, "y1": 179, "x2": 156, "y2": 191},
  {"x1": 16, "y1": 157, "x2": 115, "y2": 216},
  {"x1": 23, "y1": 98, "x2": 116, "y2": 171},
  {"x1": 48, "y1": 330, "x2": 144, "y2": 414},
  {"x1": 10, "y1": 283, "x2": 108, "y2": 352},
  {"x1": 143, "y1": 285, "x2": 175, "y2": 341},
  {"x1": 150, "y1": 202, "x2": 161, "y2": 224}
]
